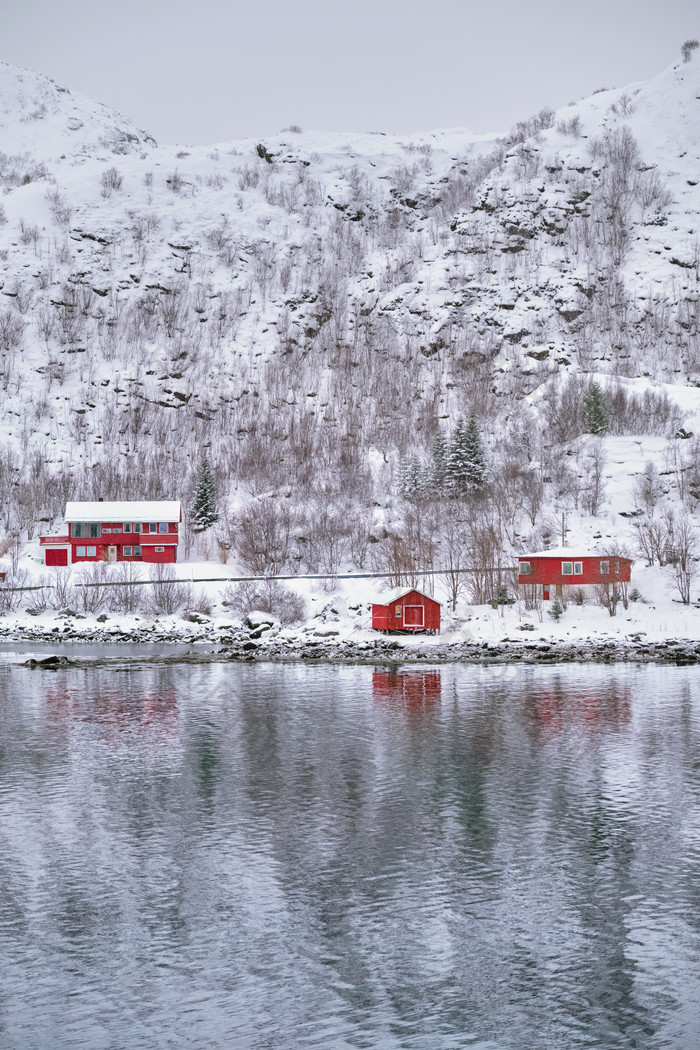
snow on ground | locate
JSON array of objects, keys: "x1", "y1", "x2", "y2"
[{"x1": 3, "y1": 544, "x2": 700, "y2": 649}]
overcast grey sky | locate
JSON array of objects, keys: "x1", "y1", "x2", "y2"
[{"x1": 2, "y1": 0, "x2": 698, "y2": 145}]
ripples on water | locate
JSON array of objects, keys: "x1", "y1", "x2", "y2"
[{"x1": 0, "y1": 658, "x2": 699, "y2": 1049}]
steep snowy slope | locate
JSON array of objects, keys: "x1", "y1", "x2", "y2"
[{"x1": 0, "y1": 55, "x2": 699, "y2": 600}]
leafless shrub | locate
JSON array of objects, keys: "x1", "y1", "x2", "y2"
[
  {"x1": 25, "y1": 574, "x2": 52, "y2": 614},
  {"x1": 108, "y1": 561, "x2": 143, "y2": 613},
  {"x1": 100, "y1": 166, "x2": 123, "y2": 196},
  {"x1": 237, "y1": 499, "x2": 293, "y2": 575},
  {"x1": 167, "y1": 170, "x2": 184, "y2": 194},
  {"x1": 75, "y1": 563, "x2": 110, "y2": 614},
  {"x1": 147, "y1": 563, "x2": 184, "y2": 615},
  {"x1": 580, "y1": 440, "x2": 606, "y2": 516},
  {"x1": 556, "y1": 115, "x2": 582, "y2": 137},
  {"x1": 50, "y1": 567, "x2": 76, "y2": 610},
  {"x1": 570, "y1": 587, "x2": 587, "y2": 606},
  {"x1": 633, "y1": 461, "x2": 664, "y2": 515},
  {"x1": 664, "y1": 512, "x2": 699, "y2": 603},
  {"x1": 224, "y1": 579, "x2": 306, "y2": 623},
  {"x1": 634, "y1": 515, "x2": 667, "y2": 567},
  {"x1": 18, "y1": 218, "x2": 40, "y2": 249},
  {"x1": 183, "y1": 588, "x2": 213, "y2": 617},
  {"x1": 46, "y1": 188, "x2": 71, "y2": 226},
  {"x1": 595, "y1": 582, "x2": 622, "y2": 617},
  {"x1": 0, "y1": 568, "x2": 28, "y2": 613}
]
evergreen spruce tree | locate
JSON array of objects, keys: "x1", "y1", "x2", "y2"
[
  {"x1": 582, "y1": 383, "x2": 608, "y2": 435},
  {"x1": 445, "y1": 413, "x2": 488, "y2": 497},
  {"x1": 191, "y1": 457, "x2": 219, "y2": 532},
  {"x1": 431, "y1": 432, "x2": 448, "y2": 490},
  {"x1": 400, "y1": 455, "x2": 423, "y2": 497}
]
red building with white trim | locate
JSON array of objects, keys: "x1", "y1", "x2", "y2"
[
  {"x1": 40, "y1": 500, "x2": 181, "y2": 567},
  {"x1": 517, "y1": 547, "x2": 633, "y2": 601},
  {"x1": 372, "y1": 588, "x2": 441, "y2": 634}
]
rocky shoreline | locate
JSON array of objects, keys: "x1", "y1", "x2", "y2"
[{"x1": 3, "y1": 620, "x2": 700, "y2": 666}]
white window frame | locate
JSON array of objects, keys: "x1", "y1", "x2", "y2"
[
  {"x1": 562, "y1": 561, "x2": 573, "y2": 575},
  {"x1": 123, "y1": 546, "x2": 132, "y2": 557},
  {"x1": 519, "y1": 561, "x2": 533, "y2": 575},
  {"x1": 600, "y1": 559, "x2": 609, "y2": 575},
  {"x1": 76, "y1": 545, "x2": 86, "y2": 557},
  {"x1": 154, "y1": 546, "x2": 165, "y2": 553},
  {"x1": 86, "y1": 546, "x2": 97, "y2": 558},
  {"x1": 574, "y1": 561, "x2": 583, "y2": 575}
]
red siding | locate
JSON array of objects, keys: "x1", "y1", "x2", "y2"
[
  {"x1": 518, "y1": 554, "x2": 632, "y2": 598},
  {"x1": 46, "y1": 548, "x2": 68, "y2": 567},
  {"x1": 372, "y1": 589, "x2": 441, "y2": 633}
]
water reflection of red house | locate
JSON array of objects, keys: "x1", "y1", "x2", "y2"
[
  {"x1": 45, "y1": 683, "x2": 179, "y2": 739},
  {"x1": 373, "y1": 669, "x2": 442, "y2": 709},
  {"x1": 525, "y1": 684, "x2": 632, "y2": 733}
]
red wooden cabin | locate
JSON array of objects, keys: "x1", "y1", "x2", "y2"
[
  {"x1": 372, "y1": 588, "x2": 441, "y2": 634},
  {"x1": 517, "y1": 547, "x2": 633, "y2": 601},
  {"x1": 40, "y1": 500, "x2": 181, "y2": 567}
]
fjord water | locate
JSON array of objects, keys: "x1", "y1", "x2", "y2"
[{"x1": 0, "y1": 659, "x2": 699, "y2": 1049}]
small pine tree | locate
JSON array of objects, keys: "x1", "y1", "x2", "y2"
[
  {"x1": 445, "y1": 413, "x2": 488, "y2": 497},
  {"x1": 191, "y1": 458, "x2": 219, "y2": 533},
  {"x1": 548, "y1": 597, "x2": 564, "y2": 622},
  {"x1": 582, "y1": 383, "x2": 608, "y2": 435},
  {"x1": 431, "y1": 432, "x2": 448, "y2": 489}
]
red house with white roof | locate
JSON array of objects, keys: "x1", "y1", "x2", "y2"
[
  {"x1": 372, "y1": 587, "x2": 441, "y2": 634},
  {"x1": 517, "y1": 547, "x2": 633, "y2": 601},
  {"x1": 40, "y1": 500, "x2": 181, "y2": 567}
]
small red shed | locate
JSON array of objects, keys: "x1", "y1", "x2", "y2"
[
  {"x1": 517, "y1": 547, "x2": 633, "y2": 601},
  {"x1": 372, "y1": 587, "x2": 441, "y2": 634}
]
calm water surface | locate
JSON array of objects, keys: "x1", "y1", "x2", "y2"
[{"x1": 0, "y1": 658, "x2": 699, "y2": 1049}]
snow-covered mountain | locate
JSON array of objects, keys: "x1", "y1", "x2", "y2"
[{"x1": 1, "y1": 55, "x2": 700, "y2": 590}]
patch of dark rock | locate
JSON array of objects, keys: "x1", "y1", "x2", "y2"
[{"x1": 23, "y1": 655, "x2": 74, "y2": 669}]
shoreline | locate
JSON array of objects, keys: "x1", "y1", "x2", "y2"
[{"x1": 3, "y1": 622, "x2": 700, "y2": 667}]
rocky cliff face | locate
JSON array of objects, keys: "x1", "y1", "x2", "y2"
[{"x1": 0, "y1": 57, "x2": 699, "y2": 571}]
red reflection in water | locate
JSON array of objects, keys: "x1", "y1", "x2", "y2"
[
  {"x1": 373, "y1": 669, "x2": 442, "y2": 710},
  {"x1": 44, "y1": 683, "x2": 179, "y2": 741},
  {"x1": 524, "y1": 682, "x2": 632, "y2": 734}
]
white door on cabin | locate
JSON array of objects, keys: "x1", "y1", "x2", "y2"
[{"x1": 108, "y1": 546, "x2": 117, "y2": 563}]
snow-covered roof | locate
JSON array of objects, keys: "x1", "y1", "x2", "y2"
[
  {"x1": 65, "y1": 500, "x2": 181, "y2": 522},
  {"x1": 519, "y1": 547, "x2": 626, "y2": 560},
  {"x1": 374, "y1": 586, "x2": 441, "y2": 605}
]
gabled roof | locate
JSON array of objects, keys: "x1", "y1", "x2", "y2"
[
  {"x1": 65, "y1": 500, "x2": 181, "y2": 522},
  {"x1": 519, "y1": 546, "x2": 632, "y2": 561},
  {"x1": 374, "y1": 586, "x2": 442, "y2": 605}
]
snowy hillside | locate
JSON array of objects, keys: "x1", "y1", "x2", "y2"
[{"x1": 2, "y1": 53, "x2": 700, "y2": 621}]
